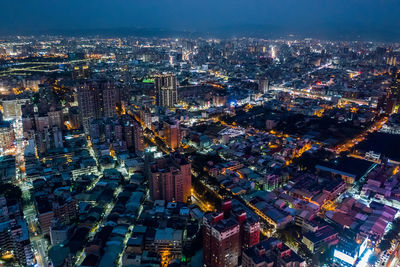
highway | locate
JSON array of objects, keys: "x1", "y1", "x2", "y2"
[{"x1": 0, "y1": 58, "x2": 95, "y2": 75}]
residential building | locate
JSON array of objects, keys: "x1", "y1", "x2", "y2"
[{"x1": 155, "y1": 74, "x2": 178, "y2": 108}]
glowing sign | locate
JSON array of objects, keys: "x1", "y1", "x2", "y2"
[
  {"x1": 334, "y1": 249, "x2": 356, "y2": 265},
  {"x1": 359, "y1": 238, "x2": 368, "y2": 256},
  {"x1": 142, "y1": 79, "x2": 154, "y2": 83},
  {"x1": 145, "y1": 146, "x2": 157, "y2": 153}
]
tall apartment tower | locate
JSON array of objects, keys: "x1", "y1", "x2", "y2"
[
  {"x1": 163, "y1": 120, "x2": 181, "y2": 150},
  {"x1": 203, "y1": 200, "x2": 260, "y2": 267},
  {"x1": 0, "y1": 196, "x2": 34, "y2": 266},
  {"x1": 101, "y1": 81, "x2": 118, "y2": 118},
  {"x1": 132, "y1": 122, "x2": 145, "y2": 153},
  {"x1": 122, "y1": 116, "x2": 144, "y2": 153},
  {"x1": 77, "y1": 80, "x2": 118, "y2": 133},
  {"x1": 203, "y1": 213, "x2": 241, "y2": 267},
  {"x1": 147, "y1": 153, "x2": 191, "y2": 202},
  {"x1": 48, "y1": 109, "x2": 64, "y2": 129},
  {"x1": 155, "y1": 74, "x2": 178, "y2": 108},
  {"x1": 390, "y1": 68, "x2": 400, "y2": 101},
  {"x1": 77, "y1": 83, "x2": 96, "y2": 133},
  {"x1": 0, "y1": 120, "x2": 15, "y2": 152},
  {"x1": 259, "y1": 78, "x2": 269, "y2": 94}
]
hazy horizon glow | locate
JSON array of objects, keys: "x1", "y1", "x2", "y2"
[{"x1": 1, "y1": 0, "x2": 399, "y2": 40}]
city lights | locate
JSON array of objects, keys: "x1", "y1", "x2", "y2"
[{"x1": 0, "y1": 4, "x2": 399, "y2": 266}]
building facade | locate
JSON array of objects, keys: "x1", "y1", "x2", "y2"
[
  {"x1": 155, "y1": 74, "x2": 178, "y2": 108},
  {"x1": 163, "y1": 120, "x2": 180, "y2": 150},
  {"x1": 78, "y1": 80, "x2": 118, "y2": 133},
  {"x1": 203, "y1": 200, "x2": 260, "y2": 267},
  {"x1": 148, "y1": 153, "x2": 191, "y2": 203}
]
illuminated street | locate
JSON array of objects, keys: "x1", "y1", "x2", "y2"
[{"x1": 0, "y1": 4, "x2": 400, "y2": 266}]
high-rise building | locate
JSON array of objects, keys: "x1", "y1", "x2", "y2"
[
  {"x1": 132, "y1": 121, "x2": 144, "y2": 153},
  {"x1": 77, "y1": 83, "x2": 96, "y2": 134},
  {"x1": 34, "y1": 114, "x2": 50, "y2": 132},
  {"x1": 0, "y1": 155, "x2": 16, "y2": 183},
  {"x1": 387, "y1": 56, "x2": 397, "y2": 66},
  {"x1": 48, "y1": 109, "x2": 64, "y2": 129},
  {"x1": 0, "y1": 120, "x2": 15, "y2": 152},
  {"x1": 114, "y1": 123, "x2": 123, "y2": 142},
  {"x1": 52, "y1": 126, "x2": 63, "y2": 149},
  {"x1": 122, "y1": 117, "x2": 144, "y2": 153},
  {"x1": 34, "y1": 126, "x2": 63, "y2": 154},
  {"x1": 102, "y1": 82, "x2": 118, "y2": 118},
  {"x1": 78, "y1": 80, "x2": 118, "y2": 133},
  {"x1": 50, "y1": 221, "x2": 70, "y2": 246},
  {"x1": 67, "y1": 107, "x2": 81, "y2": 130},
  {"x1": 390, "y1": 69, "x2": 400, "y2": 101},
  {"x1": 124, "y1": 121, "x2": 134, "y2": 150},
  {"x1": 203, "y1": 214, "x2": 241, "y2": 267},
  {"x1": 147, "y1": 153, "x2": 191, "y2": 202},
  {"x1": 0, "y1": 196, "x2": 34, "y2": 266},
  {"x1": 212, "y1": 91, "x2": 227, "y2": 107},
  {"x1": 72, "y1": 65, "x2": 90, "y2": 79},
  {"x1": 155, "y1": 74, "x2": 178, "y2": 108},
  {"x1": 36, "y1": 194, "x2": 77, "y2": 236},
  {"x1": 1, "y1": 99, "x2": 27, "y2": 120},
  {"x1": 163, "y1": 120, "x2": 180, "y2": 150},
  {"x1": 89, "y1": 120, "x2": 102, "y2": 140},
  {"x1": 258, "y1": 78, "x2": 269, "y2": 94},
  {"x1": 203, "y1": 200, "x2": 260, "y2": 267}
]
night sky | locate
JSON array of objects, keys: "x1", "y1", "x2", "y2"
[{"x1": 1, "y1": 0, "x2": 399, "y2": 40}]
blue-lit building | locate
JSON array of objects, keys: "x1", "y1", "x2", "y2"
[{"x1": 332, "y1": 237, "x2": 369, "y2": 266}]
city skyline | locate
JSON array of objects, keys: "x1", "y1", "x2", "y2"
[{"x1": 1, "y1": 2, "x2": 400, "y2": 267}]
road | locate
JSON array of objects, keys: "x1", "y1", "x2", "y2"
[
  {"x1": 31, "y1": 238, "x2": 48, "y2": 267},
  {"x1": 191, "y1": 190, "x2": 214, "y2": 212},
  {"x1": 335, "y1": 116, "x2": 388, "y2": 153},
  {"x1": 387, "y1": 240, "x2": 400, "y2": 267},
  {"x1": 22, "y1": 186, "x2": 49, "y2": 267},
  {"x1": 12, "y1": 117, "x2": 49, "y2": 267}
]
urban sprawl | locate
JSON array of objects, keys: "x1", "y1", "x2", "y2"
[{"x1": 0, "y1": 36, "x2": 400, "y2": 267}]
